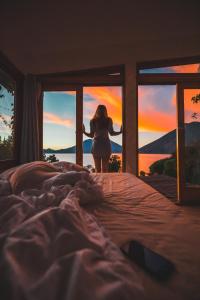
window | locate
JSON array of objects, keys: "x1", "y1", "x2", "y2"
[
  {"x1": 43, "y1": 91, "x2": 76, "y2": 163},
  {"x1": 83, "y1": 86, "x2": 122, "y2": 172},
  {"x1": 0, "y1": 68, "x2": 16, "y2": 160},
  {"x1": 138, "y1": 85, "x2": 177, "y2": 181},
  {"x1": 39, "y1": 65, "x2": 125, "y2": 171},
  {"x1": 139, "y1": 63, "x2": 200, "y2": 74},
  {"x1": 138, "y1": 57, "x2": 200, "y2": 203}
]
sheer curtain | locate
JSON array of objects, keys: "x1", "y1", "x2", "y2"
[{"x1": 20, "y1": 74, "x2": 42, "y2": 163}]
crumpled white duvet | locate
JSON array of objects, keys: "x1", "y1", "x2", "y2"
[{"x1": 0, "y1": 169, "x2": 145, "y2": 300}]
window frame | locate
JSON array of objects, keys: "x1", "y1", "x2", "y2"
[
  {"x1": 0, "y1": 51, "x2": 24, "y2": 171},
  {"x1": 37, "y1": 65, "x2": 125, "y2": 170},
  {"x1": 137, "y1": 56, "x2": 200, "y2": 203}
]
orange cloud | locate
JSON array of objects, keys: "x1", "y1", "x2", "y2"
[
  {"x1": 138, "y1": 111, "x2": 176, "y2": 132},
  {"x1": 83, "y1": 87, "x2": 122, "y2": 125},
  {"x1": 138, "y1": 86, "x2": 177, "y2": 133},
  {"x1": 172, "y1": 64, "x2": 199, "y2": 73},
  {"x1": 44, "y1": 112, "x2": 73, "y2": 127}
]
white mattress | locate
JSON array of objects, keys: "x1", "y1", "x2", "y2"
[{"x1": 90, "y1": 173, "x2": 200, "y2": 300}]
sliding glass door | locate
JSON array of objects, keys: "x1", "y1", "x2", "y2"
[
  {"x1": 83, "y1": 86, "x2": 123, "y2": 172},
  {"x1": 42, "y1": 87, "x2": 83, "y2": 165},
  {"x1": 138, "y1": 85, "x2": 177, "y2": 200},
  {"x1": 177, "y1": 84, "x2": 200, "y2": 203}
]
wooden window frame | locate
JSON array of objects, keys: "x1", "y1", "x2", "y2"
[
  {"x1": 37, "y1": 65, "x2": 125, "y2": 170},
  {"x1": 137, "y1": 56, "x2": 200, "y2": 203},
  {"x1": 0, "y1": 51, "x2": 24, "y2": 172},
  {"x1": 177, "y1": 83, "x2": 200, "y2": 203}
]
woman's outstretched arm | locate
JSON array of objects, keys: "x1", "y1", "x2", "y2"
[
  {"x1": 82, "y1": 122, "x2": 94, "y2": 138},
  {"x1": 108, "y1": 118, "x2": 122, "y2": 136}
]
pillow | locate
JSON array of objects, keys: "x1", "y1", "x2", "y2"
[{"x1": 9, "y1": 161, "x2": 60, "y2": 194}]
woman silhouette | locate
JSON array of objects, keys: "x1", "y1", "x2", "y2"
[{"x1": 83, "y1": 105, "x2": 122, "y2": 172}]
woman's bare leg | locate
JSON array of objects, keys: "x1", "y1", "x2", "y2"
[
  {"x1": 102, "y1": 156, "x2": 110, "y2": 172},
  {"x1": 93, "y1": 156, "x2": 101, "y2": 172}
]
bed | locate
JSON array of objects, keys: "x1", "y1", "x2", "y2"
[
  {"x1": 0, "y1": 163, "x2": 200, "y2": 300},
  {"x1": 90, "y1": 173, "x2": 200, "y2": 300}
]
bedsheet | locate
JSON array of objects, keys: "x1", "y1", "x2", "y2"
[
  {"x1": 0, "y1": 170, "x2": 145, "y2": 300},
  {"x1": 90, "y1": 173, "x2": 200, "y2": 300}
]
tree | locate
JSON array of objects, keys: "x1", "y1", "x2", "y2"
[
  {"x1": 191, "y1": 93, "x2": 200, "y2": 119},
  {"x1": 108, "y1": 154, "x2": 121, "y2": 172},
  {"x1": 0, "y1": 84, "x2": 14, "y2": 159},
  {"x1": 43, "y1": 153, "x2": 59, "y2": 163}
]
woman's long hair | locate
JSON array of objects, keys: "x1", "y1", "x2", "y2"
[{"x1": 92, "y1": 105, "x2": 109, "y2": 129}]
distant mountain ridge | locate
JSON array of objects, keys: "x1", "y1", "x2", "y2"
[
  {"x1": 44, "y1": 122, "x2": 200, "y2": 154},
  {"x1": 44, "y1": 139, "x2": 122, "y2": 154},
  {"x1": 139, "y1": 122, "x2": 200, "y2": 154}
]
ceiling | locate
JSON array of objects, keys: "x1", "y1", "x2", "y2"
[{"x1": 1, "y1": 0, "x2": 200, "y2": 74}]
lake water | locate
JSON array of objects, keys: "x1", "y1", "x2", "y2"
[{"x1": 46, "y1": 153, "x2": 171, "y2": 173}]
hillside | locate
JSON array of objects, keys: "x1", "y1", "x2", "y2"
[
  {"x1": 139, "y1": 122, "x2": 200, "y2": 154},
  {"x1": 44, "y1": 122, "x2": 200, "y2": 155},
  {"x1": 44, "y1": 139, "x2": 122, "y2": 154}
]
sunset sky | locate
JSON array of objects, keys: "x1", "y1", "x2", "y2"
[
  {"x1": 43, "y1": 84, "x2": 200, "y2": 150},
  {"x1": 3, "y1": 62, "x2": 193, "y2": 150},
  {"x1": 43, "y1": 87, "x2": 122, "y2": 149},
  {"x1": 0, "y1": 82, "x2": 199, "y2": 151},
  {"x1": 140, "y1": 63, "x2": 200, "y2": 73},
  {"x1": 0, "y1": 63, "x2": 199, "y2": 152}
]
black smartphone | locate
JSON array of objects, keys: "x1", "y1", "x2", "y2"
[{"x1": 126, "y1": 241, "x2": 175, "y2": 280}]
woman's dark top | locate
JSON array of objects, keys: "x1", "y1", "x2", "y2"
[{"x1": 90, "y1": 117, "x2": 114, "y2": 158}]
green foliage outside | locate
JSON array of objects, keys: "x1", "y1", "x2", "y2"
[
  {"x1": 191, "y1": 93, "x2": 200, "y2": 119},
  {"x1": 108, "y1": 154, "x2": 121, "y2": 172},
  {"x1": 184, "y1": 143, "x2": 200, "y2": 184},
  {"x1": 0, "y1": 85, "x2": 14, "y2": 160},
  {"x1": 140, "y1": 170, "x2": 146, "y2": 176},
  {"x1": 148, "y1": 154, "x2": 177, "y2": 177},
  {"x1": 42, "y1": 153, "x2": 121, "y2": 173},
  {"x1": 149, "y1": 157, "x2": 170, "y2": 175},
  {"x1": 43, "y1": 153, "x2": 58, "y2": 163},
  {"x1": 148, "y1": 144, "x2": 200, "y2": 184},
  {"x1": 163, "y1": 158, "x2": 176, "y2": 177}
]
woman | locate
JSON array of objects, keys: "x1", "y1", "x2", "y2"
[{"x1": 83, "y1": 105, "x2": 122, "y2": 172}]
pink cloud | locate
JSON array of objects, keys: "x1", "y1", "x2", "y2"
[{"x1": 44, "y1": 112, "x2": 73, "y2": 127}]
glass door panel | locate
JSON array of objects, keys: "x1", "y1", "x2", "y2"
[
  {"x1": 184, "y1": 88, "x2": 200, "y2": 187},
  {"x1": 83, "y1": 86, "x2": 123, "y2": 172},
  {"x1": 43, "y1": 91, "x2": 76, "y2": 163},
  {"x1": 178, "y1": 85, "x2": 200, "y2": 203},
  {"x1": 138, "y1": 85, "x2": 177, "y2": 200}
]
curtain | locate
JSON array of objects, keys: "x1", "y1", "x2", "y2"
[{"x1": 20, "y1": 74, "x2": 42, "y2": 163}]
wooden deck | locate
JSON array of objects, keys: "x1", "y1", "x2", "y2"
[{"x1": 140, "y1": 174, "x2": 177, "y2": 202}]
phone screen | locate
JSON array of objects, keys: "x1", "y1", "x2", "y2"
[{"x1": 129, "y1": 241, "x2": 174, "y2": 280}]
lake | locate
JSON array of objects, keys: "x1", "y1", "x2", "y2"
[{"x1": 46, "y1": 153, "x2": 171, "y2": 173}]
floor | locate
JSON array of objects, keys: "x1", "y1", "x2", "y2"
[{"x1": 140, "y1": 175, "x2": 177, "y2": 202}]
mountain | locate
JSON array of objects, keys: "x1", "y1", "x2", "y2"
[
  {"x1": 44, "y1": 139, "x2": 122, "y2": 154},
  {"x1": 139, "y1": 122, "x2": 200, "y2": 154},
  {"x1": 44, "y1": 122, "x2": 200, "y2": 155}
]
